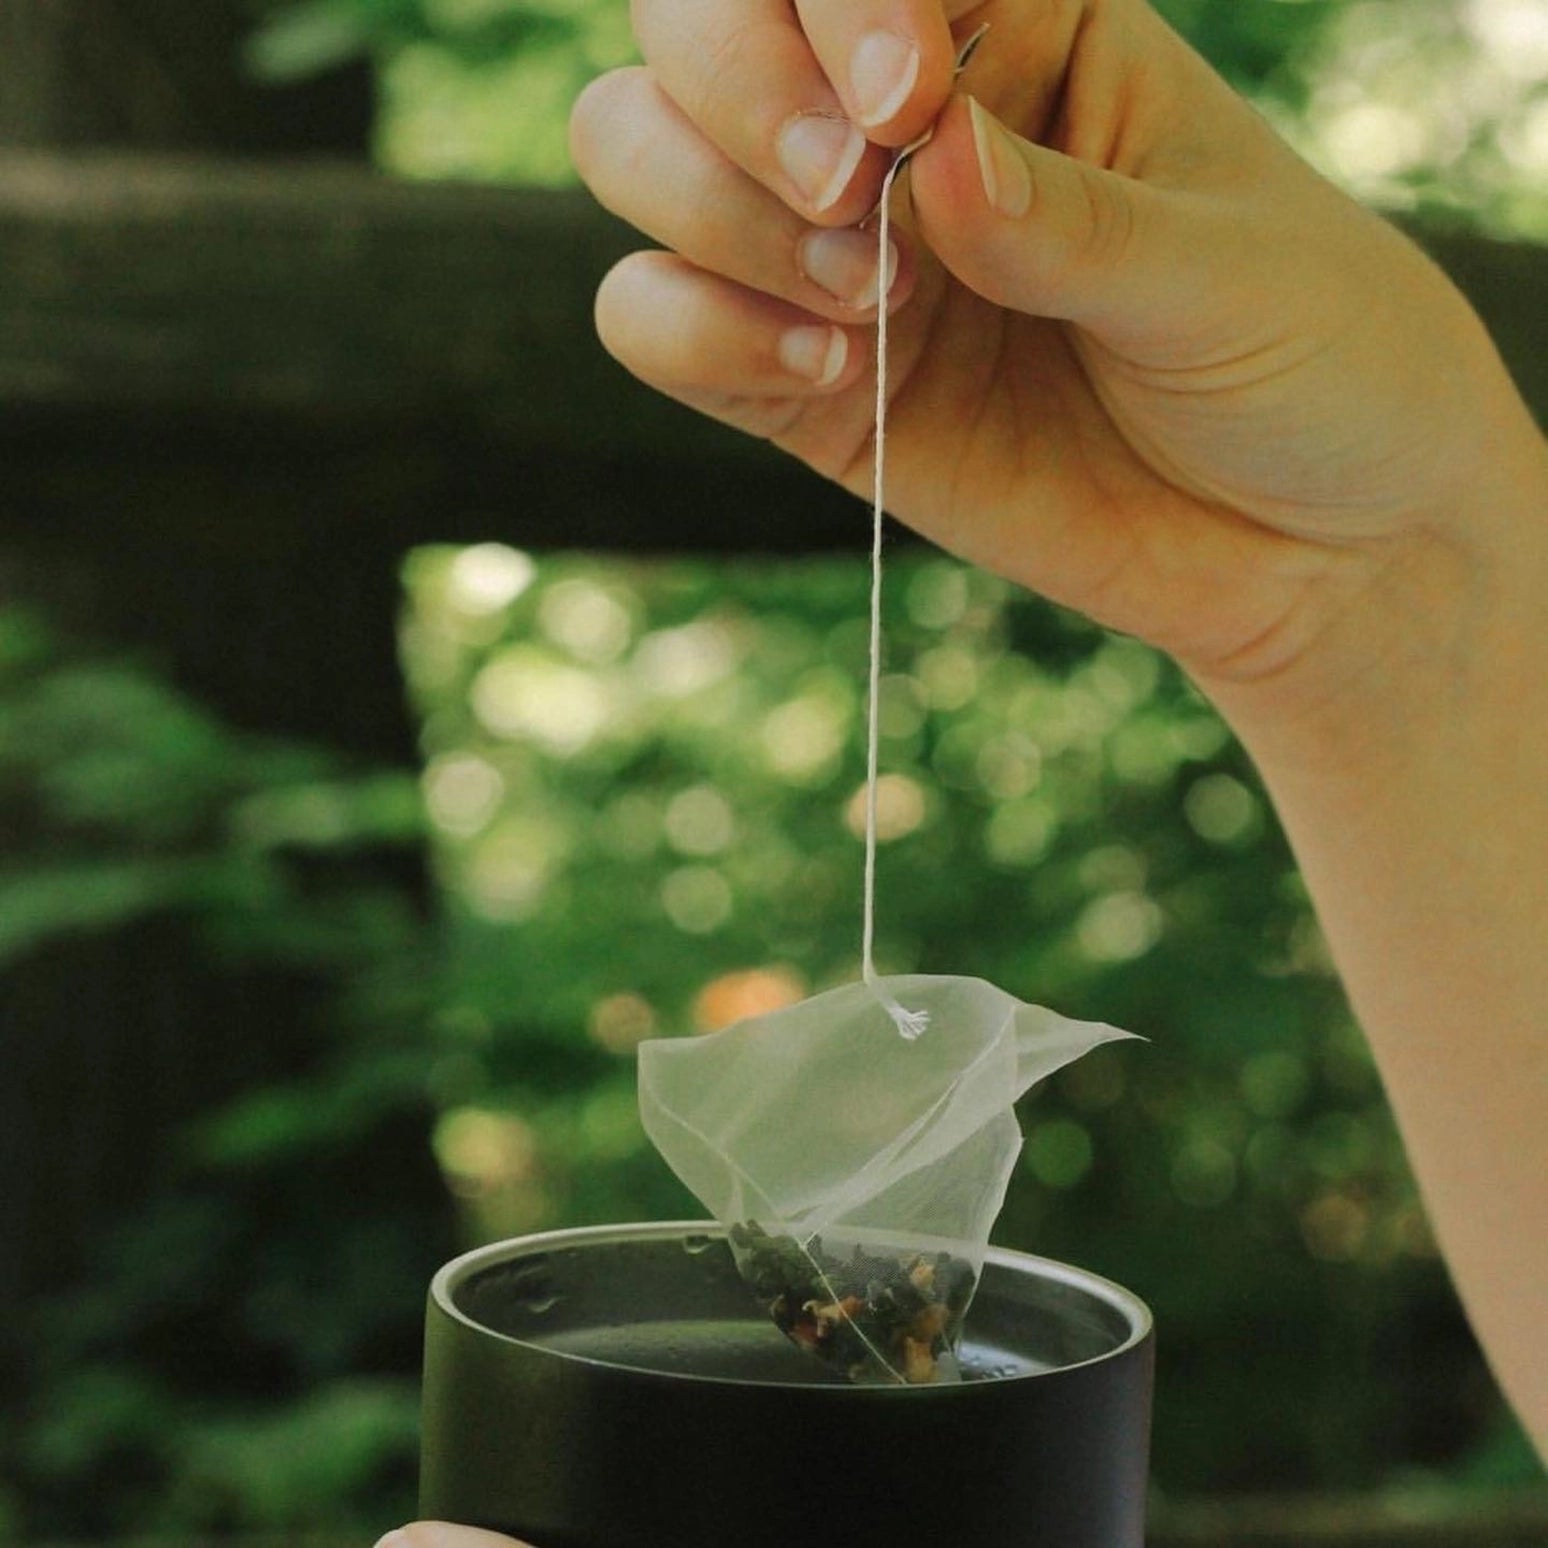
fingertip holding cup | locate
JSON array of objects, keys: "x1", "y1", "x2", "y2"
[{"x1": 376, "y1": 1524, "x2": 535, "y2": 1548}]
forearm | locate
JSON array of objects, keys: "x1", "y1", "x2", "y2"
[{"x1": 1204, "y1": 417, "x2": 1548, "y2": 1454}]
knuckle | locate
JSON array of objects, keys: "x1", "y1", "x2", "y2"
[
  {"x1": 668, "y1": 19, "x2": 758, "y2": 131},
  {"x1": 1079, "y1": 169, "x2": 1137, "y2": 277}
]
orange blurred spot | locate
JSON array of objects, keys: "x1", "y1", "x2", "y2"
[{"x1": 693, "y1": 967, "x2": 807, "y2": 1032}]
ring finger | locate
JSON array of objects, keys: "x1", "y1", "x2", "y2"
[{"x1": 593, "y1": 249, "x2": 877, "y2": 462}]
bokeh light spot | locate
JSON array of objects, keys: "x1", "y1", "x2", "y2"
[
  {"x1": 1244, "y1": 1123, "x2": 1298, "y2": 1193},
  {"x1": 447, "y1": 543, "x2": 535, "y2": 616},
  {"x1": 470, "y1": 647, "x2": 611, "y2": 755},
  {"x1": 843, "y1": 772, "x2": 928, "y2": 843},
  {"x1": 693, "y1": 965, "x2": 808, "y2": 1031},
  {"x1": 588, "y1": 992, "x2": 658, "y2": 1055},
  {"x1": 539, "y1": 577, "x2": 635, "y2": 664},
  {"x1": 916, "y1": 644, "x2": 979, "y2": 711},
  {"x1": 1171, "y1": 1138, "x2": 1238, "y2": 1208},
  {"x1": 660, "y1": 865, "x2": 733, "y2": 934},
  {"x1": 1077, "y1": 891, "x2": 1163, "y2": 963},
  {"x1": 464, "y1": 815, "x2": 567, "y2": 921},
  {"x1": 632, "y1": 619, "x2": 738, "y2": 697},
  {"x1": 1184, "y1": 773, "x2": 1261, "y2": 846},
  {"x1": 1300, "y1": 1192, "x2": 1371, "y2": 1261},
  {"x1": 761, "y1": 693, "x2": 848, "y2": 783},
  {"x1": 905, "y1": 562, "x2": 970, "y2": 629},
  {"x1": 433, "y1": 1108, "x2": 537, "y2": 1198},
  {"x1": 1322, "y1": 100, "x2": 1429, "y2": 180},
  {"x1": 423, "y1": 753, "x2": 504, "y2": 837},
  {"x1": 984, "y1": 800, "x2": 1056, "y2": 868},
  {"x1": 976, "y1": 732, "x2": 1042, "y2": 801},
  {"x1": 664, "y1": 785, "x2": 736, "y2": 856},
  {"x1": 1239, "y1": 1050, "x2": 1312, "y2": 1120},
  {"x1": 1467, "y1": 0, "x2": 1548, "y2": 80},
  {"x1": 1025, "y1": 1118, "x2": 1095, "y2": 1189}
]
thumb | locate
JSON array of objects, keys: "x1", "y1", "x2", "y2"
[{"x1": 911, "y1": 95, "x2": 1212, "y2": 339}]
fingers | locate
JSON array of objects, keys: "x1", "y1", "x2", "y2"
[
  {"x1": 571, "y1": 68, "x2": 910, "y2": 321},
  {"x1": 630, "y1": 0, "x2": 961, "y2": 224},
  {"x1": 911, "y1": 95, "x2": 1210, "y2": 341},
  {"x1": 790, "y1": 0, "x2": 956, "y2": 137},
  {"x1": 594, "y1": 251, "x2": 867, "y2": 408},
  {"x1": 631, "y1": 0, "x2": 887, "y2": 223},
  {"x1": 377, "y1": 1525, "x2": 533, "y2": 1548}
]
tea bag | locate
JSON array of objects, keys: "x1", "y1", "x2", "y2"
[
  {"x1": 637, "y1": 27, "x2": 1137, "y2": 1384},
  {"x1": 639, "y1": 976, "x2": 1133, "y2": 1383}
]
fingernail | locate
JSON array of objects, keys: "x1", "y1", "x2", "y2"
[
  {"x1": 968, "y1": 96, "x2": 1032, "y2": 218},
  {"x1": 779, "y1": 324, "x2": 848, "y2": 386},
  {"x1": 851, "y1": 31, "x2": 920, "y2": 128},
  {"x1": 777, "y1": 113, "x2": 867, "y2": 213},
  {"x1": 372, "y1": 1533, "x2": 405, "y2": 1548},
  {"x1": 799, "y1": 227, "x2": 899, "y2": 310}
]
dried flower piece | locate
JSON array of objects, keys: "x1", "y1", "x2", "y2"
[{"x1": 728, "y1": 1222, "x2": 976, "y2": 1384}]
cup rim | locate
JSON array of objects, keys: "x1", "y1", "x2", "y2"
[{"x1": 430, "y1": 1219, "x2": 1153, "y2": 1387}]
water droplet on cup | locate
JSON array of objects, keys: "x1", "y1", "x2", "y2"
[
  {"x1": 505, "y1": 1256, "x2": 550, "y2": 1290},
  {"x1": 682, "y1": 1233, "x2": 715, "y2": 1256}
]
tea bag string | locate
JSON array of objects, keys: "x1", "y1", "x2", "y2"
[
  {"x1": 861, "y1": 24, "x2": 987, "y2": 1044},
  {"x1": 860, "y1": 142, "x2": 928, "y2": 1043}
]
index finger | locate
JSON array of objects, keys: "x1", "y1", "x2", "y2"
[
  {"x1": 631, "y1": 0, "x2": 956, "y2": 225},
  {"x1": 792, "y1": 0, "x2": 960, "y2": 140}
]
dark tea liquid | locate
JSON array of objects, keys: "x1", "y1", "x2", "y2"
[{"x1": 528, "y1": 1312, "x2": 1051, "y2": 1384}]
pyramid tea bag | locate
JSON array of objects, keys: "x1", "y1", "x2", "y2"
[
  {"x1": 638, "y1": 976, "x2": 1134, "y2": 1383},
  {"x1": 637, "y1": 28, "x2": 1135, "y2": 1385}
]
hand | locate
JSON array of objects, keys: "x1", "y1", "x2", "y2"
[
  {"x1": 569, "y1": 0, "x2": 1544, "y2": 753},
  {"x1": 376, "y1": 1525, "x2": 528, "y2": 1548},
  {"x1": 570, "y1": 0, "x2": 1548, "y2": 1457}
]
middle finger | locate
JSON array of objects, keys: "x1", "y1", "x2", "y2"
[{"x1": 632, "y1": 0, "x2": 892, "y2": 224}]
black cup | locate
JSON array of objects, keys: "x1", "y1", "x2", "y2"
[{"x1": 420, "y1": 1221, "x2": 1153, "y2": 1548}]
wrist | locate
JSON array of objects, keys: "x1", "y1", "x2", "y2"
[{"x1": 1196, "y1": 414, "x2": 1548, "y2": 795}]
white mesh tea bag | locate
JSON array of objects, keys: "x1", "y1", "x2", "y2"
[
  {"x1": 639, "y1": 975, "x2": 1133, "y2": 1383},
  {"x1": 636, "y1": 28, "x2": 1135, "y2": 1386}
]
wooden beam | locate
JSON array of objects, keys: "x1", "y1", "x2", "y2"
[
  {"x1": 0, "y1": 2, "x2": 372, "y2": 153},
  {"x1": 0, "y1": 151, "x2": 861, "y2": 559},
  {"x1": 0, "y1": 153, "x2": 710, "y2": 441},
  {"x1": 1, "y1": 152, "x2": 1544, "y2": 559}
]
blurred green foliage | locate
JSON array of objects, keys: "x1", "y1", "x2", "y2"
[
  {"x1": 7, "y1": 546, "x2": 1541, "y2": 1533},
  {"x1": 249, "y1": 0, "x2": 1548, "y2": 237},
  {"x1": 0, "y1": 608, "x2": 449, "y2": 1533},
  {"x1": 399, "y1": 546, "x2": 1543, "y2": 1498},
  {"x1": 3, "y1": 0, "x2": 1545, "y2": 1536}
]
